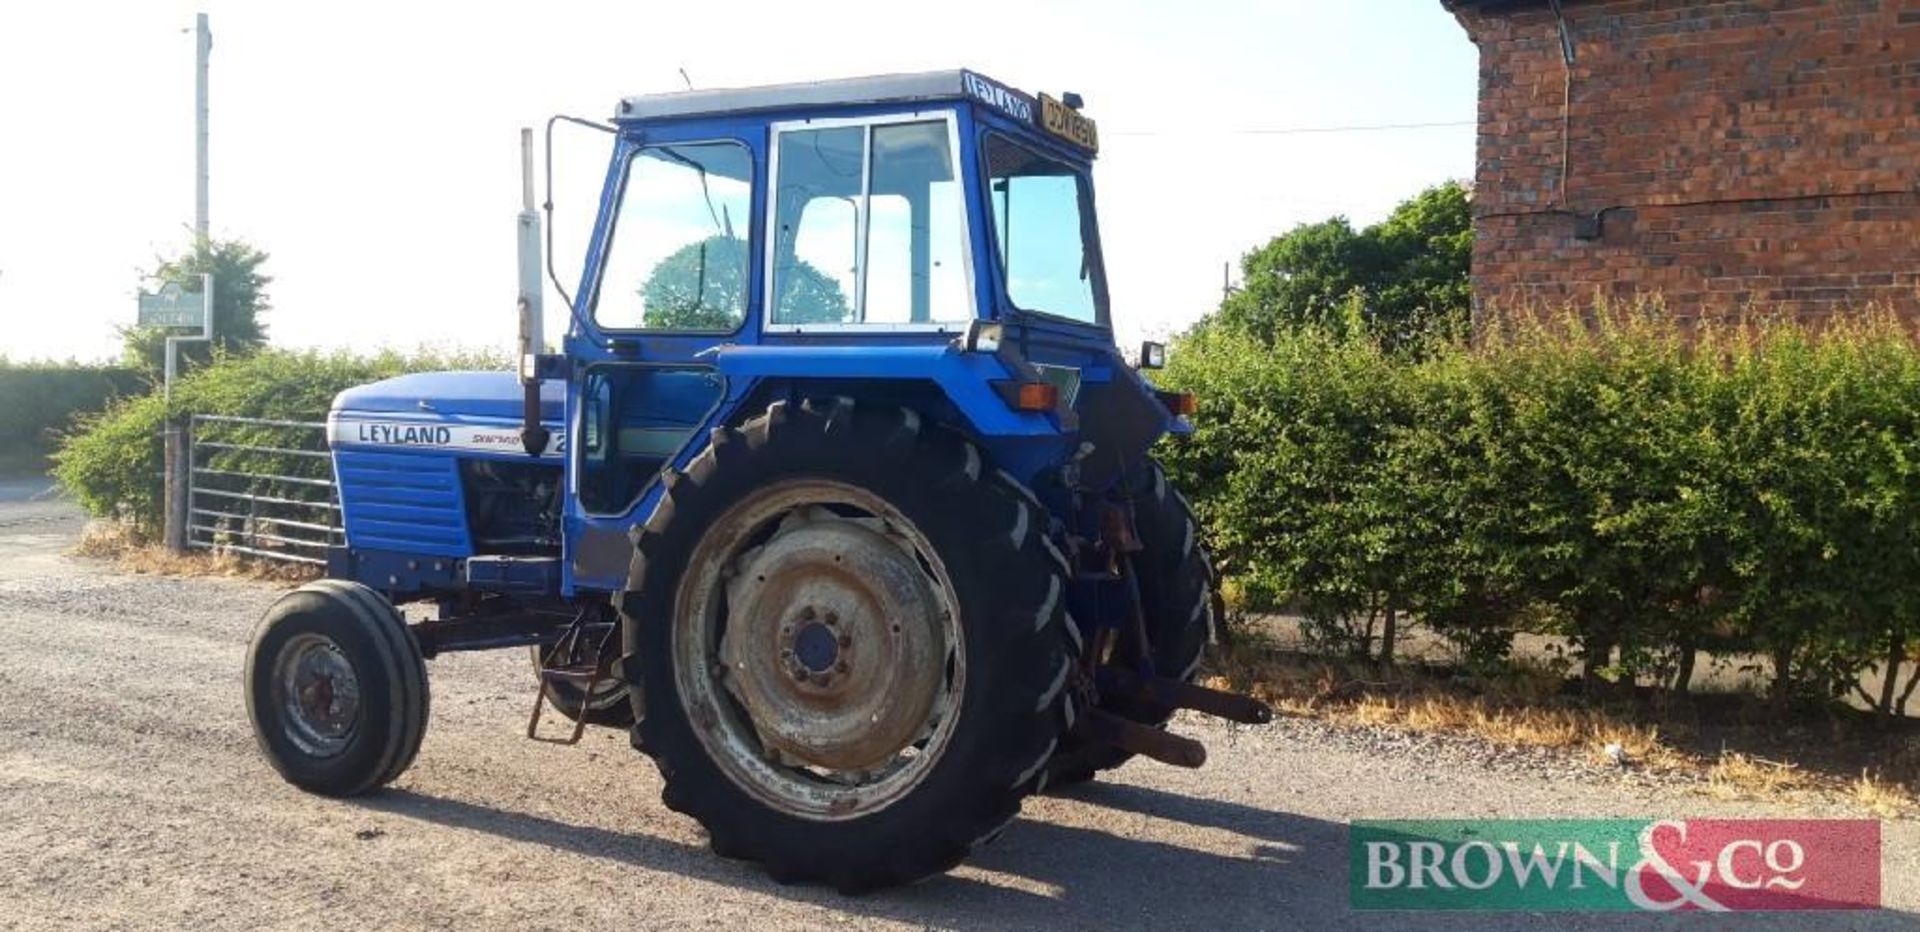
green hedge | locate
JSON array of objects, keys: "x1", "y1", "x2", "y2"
[
  {"x1": 1159, "y1": 311, "x2": 1920, "y2": 715},
  {"x1": 0, "y1": 362, "x2": 145, "y2": 475},
  {"x1": 54, "y1": 348, "x2": 505, "y2": 534}
]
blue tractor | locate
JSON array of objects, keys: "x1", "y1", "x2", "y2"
[{"x1": 244, "y1": 70, "x2": 1269, "y2": 892}]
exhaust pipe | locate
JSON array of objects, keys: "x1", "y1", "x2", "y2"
[{"x1": 516, "y1": 127, "x2": 550, "y2": 457}]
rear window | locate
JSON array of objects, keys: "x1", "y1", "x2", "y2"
[{"x1": 983, "y1": 134, "x2": 1105, "y2": 326}]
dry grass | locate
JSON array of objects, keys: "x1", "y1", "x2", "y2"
[
  {"x1": 1853, "y1": 771, "x2": 1910, "y2": 818},
  {"x1": 1705, "y1": 752, "x2": 1810, "y2": 802},
  {"x1": 1204, "y1": 637, "x2": 1674, "y2": 764},
  {"x1": 72, "y1": 520, "x2": 317, "y2": 583},
  {"x1": 1205, "y1": 632, "x2": 1916, "y2": 818}
]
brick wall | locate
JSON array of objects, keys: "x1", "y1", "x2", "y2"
[{"x1": 1447, "y1": 0, "x2": 1920, "y2": 325}]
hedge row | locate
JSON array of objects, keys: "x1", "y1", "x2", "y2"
[
  {"x1": 1157, "y1": 311, "x2": 1920, "y2": 716},
  {"x1": 55, "y1": 348, "x2": 505, "y2": 533},
  {"x1": 0, "y1": 362, "x2": 145, "y2": 474}
]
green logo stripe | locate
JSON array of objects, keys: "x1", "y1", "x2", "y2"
[{"x1": 1351, "y1": 820, "x2": 1647, "y2": 911}]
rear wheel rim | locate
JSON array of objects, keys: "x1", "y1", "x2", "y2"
[
  {"x1": 672, "y1": 478, "x2": 966, "y2": 821},
  {"x1": 274, "y1": 633, "x2": 361, "y2": 758}
]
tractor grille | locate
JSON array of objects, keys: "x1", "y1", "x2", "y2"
[{"x1": 334, "y1": 450, "x2": 471, "y2": 556}]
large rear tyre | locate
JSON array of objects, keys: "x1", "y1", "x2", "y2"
[
  {"x1": 1047, "y1": 459, "x2": 1213, "y2": 788},
  {"x1": 620, "y1": 398, "x2": 1077, "y2": 893},
  {"x1": 244, "y1": 580, "x2": 429, "y2": 797}
]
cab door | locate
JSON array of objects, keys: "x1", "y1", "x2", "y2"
[{"x1": 561, "y1": 135, "x2": 757, "y2": 591}]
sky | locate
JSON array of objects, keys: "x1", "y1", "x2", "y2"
[{"x1": 0, "y1": 0, "x2": 1478, "y2": 363}]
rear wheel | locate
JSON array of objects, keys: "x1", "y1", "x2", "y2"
[
  {"x1": 245, "y1": 580, "x2": 429, "y2": 796},
  {"x1": 1047, "y1": 459, "x2": 1213, "y2": 787},
  {"x1": 620, "y1": 398, "x2": 1076, "y2": 892}
]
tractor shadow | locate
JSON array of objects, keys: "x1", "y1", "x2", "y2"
[
  {"x1": 355, "y1": 781, "x2": 1347, "y2": 930},
  {"x1": 354, "y1": 784, "x2": 1919, "y2": 930}
]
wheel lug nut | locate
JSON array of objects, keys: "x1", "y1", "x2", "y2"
[
  {"x1": 825, "y1": 612, "x2": 839, "y2": 627},
  {"x1": 836, "y1": 633, "x2": 851, "y2": 648},
  {"x1": 834, "y1": 661, "x2": 849, "y2": 674},
  {"x1": 800, "y1": 606, "x2": 816, "y2": 621}
]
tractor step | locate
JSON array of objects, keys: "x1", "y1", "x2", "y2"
[
  {"x1": 1075, "y1": 708, "x2": 1207, "y2": 768},
  {"x1": 538, "y1": 663, "x2": 605, "y2": 685},
  {"x1": 526, "y1": 608, "x2": 619, "y2": 746},
  {"x1": 1101, "y1": 668, "x2": 1274, "y2": 725}
]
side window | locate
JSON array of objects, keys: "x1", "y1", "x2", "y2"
[
  {"x1": 771, "y1": 127, "x2": 860, "y2": 325},
  {"x1": 867, "y1": 122, "x2": 969, "y2": 324},
  {"x1": 770, "y1": 118, "x2": 970, "y2": 328},
  {"x1": 594, "y1": 142, "x2": 753, "y2": 331}
]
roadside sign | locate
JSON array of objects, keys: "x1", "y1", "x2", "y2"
[{"x1": 137, "y1": 281, "x2": 209, "y2": 329}]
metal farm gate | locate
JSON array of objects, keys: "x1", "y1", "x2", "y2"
[{"x1": 185, "y1": 415, "x2": 341, "y2": 565}]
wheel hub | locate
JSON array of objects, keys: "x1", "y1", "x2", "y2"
[
  {"x1": 275, "y1": 633, "x2": 360, "y2": 757},
  {"x1": 789, "y1": 617, "x2": 841, "y2": 676},
  {"x1": 719, "y1": 508, "x2": 948, "y2": 773}
]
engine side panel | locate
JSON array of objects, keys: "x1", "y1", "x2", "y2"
[{"x1": 329, "y1": 372, "x2": 569, "y2": 593}]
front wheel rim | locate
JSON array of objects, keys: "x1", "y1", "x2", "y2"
[
  {"x1": 672, "y1": 479, "x2": 966, "y2": 821},
  {"x1": 273, "y1": 633, "x2": 361, "y2": 757}
]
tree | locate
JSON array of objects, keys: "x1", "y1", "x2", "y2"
[
  {"x1": 121, "y1": 238, "x2": 272, "y2": 374},
  {"x1": 1215, "y1": 181, "x2": 1472, "y2": 352},
  {"x1": 638, "y1": 236, "x2": 848, "y2": 329}
]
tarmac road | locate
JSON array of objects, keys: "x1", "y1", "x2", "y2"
[{"x1": 0, "y1": 482, "x2": 1914, "y2": 930}]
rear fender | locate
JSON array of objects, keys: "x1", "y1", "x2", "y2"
[{"x1": 709, "y1": 343, "x2": 1060, "y2": 439}]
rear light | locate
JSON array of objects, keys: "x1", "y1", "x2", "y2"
[
  {"x1": 1014, "y1": 382, "x2": 1060, "y2": 412},
  {"x1": 989, "y1": 378, "x2": 1064, "y2": 413},
  {"x1": 1157, "y1": 390, "x2": 1198, "y2": 416}
]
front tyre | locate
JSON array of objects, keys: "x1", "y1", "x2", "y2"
[
  {"x1": 620, "y1": 398, "x2": 1077, "y2": 892},
  {"x1": 244, "y1": 580, "x2": 429, "y2": 796}
]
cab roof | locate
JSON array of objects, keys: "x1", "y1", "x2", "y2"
[{"x1": 617, "y1": 69, "x2": 1013, "y2": 122}]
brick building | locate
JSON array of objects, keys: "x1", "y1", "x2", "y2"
[{"x1": 1443, "y1": 0, "x2": 1920, "y2": 325}]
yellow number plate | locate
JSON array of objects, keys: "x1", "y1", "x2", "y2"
[{"x1": 1038, "y1": 94, "x2": 1099, "y2": 153}]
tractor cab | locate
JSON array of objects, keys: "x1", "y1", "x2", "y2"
[
  {"x1": 580, "y1": 70, "x2": 1108, "y2": 351},
  {"x1": 546, "y1": 70, "x2": 1180, "y2": 592},
  {"x1": 276, "y1": 71, "x2": 1259, "y2": 895}
]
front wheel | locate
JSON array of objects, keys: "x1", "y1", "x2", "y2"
[
  {"x1": 620, "y1": 398, "x2": 1078, "y2": 892},
  {"x1": 244, "y1": 580, "x2": 429, "y2": 796}
]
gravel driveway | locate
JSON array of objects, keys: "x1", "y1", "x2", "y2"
[{"x1": 1, "y1": 482, "x2": 1914, "y2": 930}]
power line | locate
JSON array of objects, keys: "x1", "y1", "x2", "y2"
[{"x1": 1105, "y1": 119, "x2": 1473, "y2": 138}]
